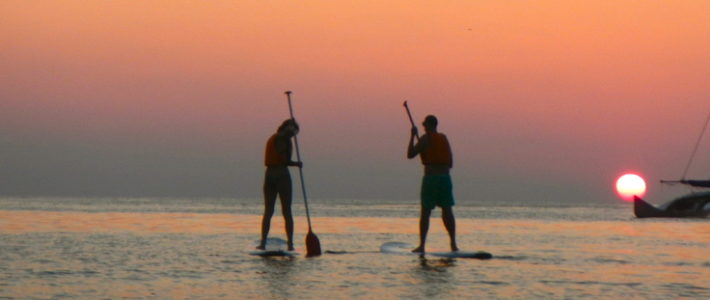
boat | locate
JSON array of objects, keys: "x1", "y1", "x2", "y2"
[
  {"x1": 679, "y1": 180, "x2": 710, "y2": 188},
  {"x1": 634, "y1": 192, "x2": 710, "y2": 218},
  {"x1": 634, "y1": 113, "x2": 710, "y2": 218}
]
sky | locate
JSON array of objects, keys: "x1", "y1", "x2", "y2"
[{"x1": 1, "y1": 1, "x2": 709, "y2": 204}]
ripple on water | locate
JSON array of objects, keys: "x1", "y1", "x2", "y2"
[
  {"x1": 0, "y1": 206, "x2": 707, "y2": 299},
  {"x1": 589, "y1": 256, "x2": 629, "y2": 265},
  {"x1": 475, "y1": 280, "x2": 510, "y2": 286},
  {"x1": 540, "y1": 280, "x2": 642, "y2": 288},
  {"x1": 662, "y1": 282, "x2": 710, "y2": 298}
]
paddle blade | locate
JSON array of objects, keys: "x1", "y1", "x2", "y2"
[{"x1": 305, "y1": 230, "x2": 321, "y2": 257}]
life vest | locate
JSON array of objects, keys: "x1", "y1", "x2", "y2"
[
  {"x1": 264, "y1": 134, "x2": 287, "y2": 166},
  {"x1": 420, "y1": 132, "x2": 452, "y2": 165}
]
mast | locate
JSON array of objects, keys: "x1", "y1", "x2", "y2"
[{"x1": 662, "y1": 111, "x2": 710, "y2": 188}]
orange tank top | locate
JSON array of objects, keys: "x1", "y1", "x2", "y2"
[
  {"x1": 420, "y1": 132, "x2": 452, "y2": 165},
  {"x1": 264, "y1": 134, "x2": 287, "y2": 166}
]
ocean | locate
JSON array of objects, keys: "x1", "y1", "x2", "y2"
[{"x1": 0, "y1": 197, "x2": 707, "y2": 299}]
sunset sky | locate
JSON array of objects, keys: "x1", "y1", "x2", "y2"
[{"x1": 2, "y1": 1, "x2": 709, "y2": 204}]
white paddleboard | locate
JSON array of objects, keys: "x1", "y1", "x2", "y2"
[
  {"x1": 380, "y1": 241, "x2": 492, "y2": 259},
  {"x1": 249, "y1": 237, "x2": 298, "y2": 257}
]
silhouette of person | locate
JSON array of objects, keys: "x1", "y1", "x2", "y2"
[
  {"x1": 407, "y1": 115, "x2": 458, "y2": 253},
  {"x1": 257, "y1": 119, "x2": 302, "y2": 251}
]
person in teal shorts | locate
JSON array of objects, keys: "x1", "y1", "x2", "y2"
[{"x1": 407, "y1": 115, "x2": 458, "y2": 253}]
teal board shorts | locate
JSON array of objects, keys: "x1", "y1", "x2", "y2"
[{"x1": 421, "y1": 174, "x2": 455, "y2": 210}]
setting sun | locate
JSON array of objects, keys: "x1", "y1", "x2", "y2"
[{"x1": 616, "y1": 173, "x2": 647, "y2": 201}]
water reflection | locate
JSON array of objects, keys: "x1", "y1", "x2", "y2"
[
  {"x1": 411, "y1": 256, "x2": 456, "y2": 298},
  {"x1": 2, "y1": 208, "x2": 708, "y2": 299},
  {"x1": 256, "y1": 257, "x2": 297, "y2": 299}
]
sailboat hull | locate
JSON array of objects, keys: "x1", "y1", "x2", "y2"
[{"x1": 634, "y1": 193, "x2": 710, "y2": 218}]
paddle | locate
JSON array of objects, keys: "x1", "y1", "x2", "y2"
[
  {"x1": 285, "y1": 91, "x2": 322, "y2": 257},
  {"x1": 403, "y1": 101, "x2": 420, "y2": 141}
]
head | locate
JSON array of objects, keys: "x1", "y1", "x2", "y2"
[
  {"x1": 278, "y1": 119, "x2": 300, "y2": 137},
  {"x1": 422, "y1": 115, "x2": 438, "y2": 132}
]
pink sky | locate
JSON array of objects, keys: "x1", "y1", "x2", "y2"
[{"x1": 1, "y1": 1, "x2": 708, "y2": 202}]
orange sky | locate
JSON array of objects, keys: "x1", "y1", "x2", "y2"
[{"x1": 1, "y1": 1, "x2": 709, "y2": 202}]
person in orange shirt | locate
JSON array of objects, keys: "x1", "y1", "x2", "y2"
[
  {"x1": 407, "y1": 115, "x2": 458, "y2": 253},
  {"x1": 257, "y1": 119, "x2": 302, "y2": 251}
]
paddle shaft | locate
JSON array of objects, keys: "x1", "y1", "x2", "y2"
[
  {"x1": 285, "y1": 91, "x2": 314, "y2": 230},
  {"x1": 403, "y1": 101, "x2": 420, "y2": 141}
]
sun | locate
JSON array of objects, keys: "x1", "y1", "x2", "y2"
[{"x1": 615, "y1": 173, "x2": 646, "y2": 201}]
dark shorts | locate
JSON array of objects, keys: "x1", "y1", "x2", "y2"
[
  {"x1": 421, "y1": 174, "x2": 455, "y2": 210},
  {"x1": 264, "y1": 168, "x2": 291, "y2": 194}
]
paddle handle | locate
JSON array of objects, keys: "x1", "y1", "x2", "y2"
[
  {"x1": 403, "y1": 101, "x2": 420, "y2": 140},
  {"x1": 285, "y1": 91, "x2": 314, "y2": 230}
]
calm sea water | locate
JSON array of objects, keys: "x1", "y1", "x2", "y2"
[{"x1": 0, "y1": 197, "x2": 707, "y2": 299}]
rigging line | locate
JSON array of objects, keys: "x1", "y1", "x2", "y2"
[{"x1": 681, "y1": 111, "x2": 710, "y2": 180}]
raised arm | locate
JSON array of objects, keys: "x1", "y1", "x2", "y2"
[{"x1": 408, "y1": 129, "x2": 428, "y2": 159}]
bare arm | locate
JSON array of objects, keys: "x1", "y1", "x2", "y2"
[
  {"x1": 407, "y1": 129, "x2": 428, "y2": 159},
  {"x1": 275, "y1": 135, "x2": 303, "y2": 167},
  {"x1": 446, "y1": 136, "x2": 453, "y2": 168}
]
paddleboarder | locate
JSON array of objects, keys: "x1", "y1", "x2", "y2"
[
  {"x1": 257, "y1": 119, "x2": 302, "y2": 251},
  {"x1": 407, "y1": 115, "x2": 458, "y2": 253}
]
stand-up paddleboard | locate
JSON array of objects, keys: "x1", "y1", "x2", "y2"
[
  {"x1": 380, "y1": 241, "x2": 492, "y2": 259},
  {"x1": 249, "y1": 238, "x2": 298, "y2": 257}
]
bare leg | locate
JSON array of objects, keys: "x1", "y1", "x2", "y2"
[
  {"x1": 258, "y1": 180, "x2": 277, "y2": 250},
  {"x1": 278, "y1": 176, "x2": 294, "y2": 251},
  {"x1": 412, "y1": 207, "x2": 432, "y2": 253},
  {"x1": 442, "y1": 206, "x2": 458, "y2": 251}
]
